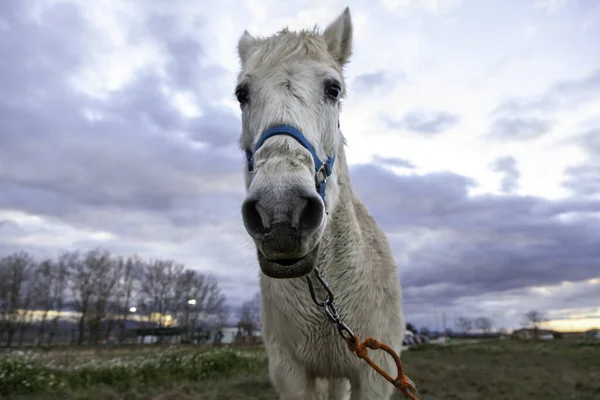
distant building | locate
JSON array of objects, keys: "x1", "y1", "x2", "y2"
[
  {"x1": 511, "y1": 328, "x2": 560, "y2": 340},
  {"x1": 132, "y1": 327, "x2": 186, "y2": 344},
  {"x1": 560, "y1": 331, "x2": 586, "y2": 339},
  {"x1": 585, "y1": 329, "x2": 600, "y2": 340},
  {"x1": 208, "y1": 326, "x2": 262, "y2": 345}
]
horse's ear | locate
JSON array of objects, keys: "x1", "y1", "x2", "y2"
[
  {"x1": 323, "y1": 7, "x2": 353, "y2": 66},
  {"x1": 238, "y1": 30, "x2": 257, "y2": 65}
]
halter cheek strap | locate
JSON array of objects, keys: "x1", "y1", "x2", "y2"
[{"x1": 245, "y1": 124, "x2": 336, "y2": 202}]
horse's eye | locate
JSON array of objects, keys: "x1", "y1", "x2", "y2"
[
  {"x1": 235, "y1": 86, "x2": 249, "y2": 105},
  {"x1": 325, "y1": 81, "x2": 342, "y2": 101}
]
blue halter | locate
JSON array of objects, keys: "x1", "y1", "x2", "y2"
[{"x1": 245, "y1": 124, "x2": 336, "y2": 201}]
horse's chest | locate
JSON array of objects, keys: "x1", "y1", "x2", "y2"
[
  {"x1": 270, "y1": 288, "x2": 360, "y2": 376},
  {"x1": 294, "y1": 315, "x2": 353, "y2": 376}
]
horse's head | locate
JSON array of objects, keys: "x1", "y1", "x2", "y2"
[{"x1": 235, "y1": 8, "x2": 353, "y2": 279}]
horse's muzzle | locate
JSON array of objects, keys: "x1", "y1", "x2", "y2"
[
  {"x1": 256, "y1": 242, "x2": 320, "y2": 279},
  {"x1": 242, "y1": 191, "x2": 324, "y2": 278},
  {"x1": 242, "y1": 192, "x2": 324, "y2": 239}
]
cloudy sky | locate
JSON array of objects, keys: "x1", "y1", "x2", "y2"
[{"x1": 1, "y1": 0, "x2": 599, "y2": 332}]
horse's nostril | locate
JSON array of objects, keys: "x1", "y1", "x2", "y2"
[
  {"x1": 242, "y1": 199, "x2": 268, "y2": 235},
  {"x1": 297, "y1": 195, "x2": 324, "y2": 235},
  {"x1": 243, "y1": 193, "x2": 323, "y2": 239}
]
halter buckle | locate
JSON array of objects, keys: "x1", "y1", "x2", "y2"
[{"x1": 316, "y1": 164, "x2": 328, "y2": 186}]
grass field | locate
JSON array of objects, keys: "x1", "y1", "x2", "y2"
[{"x1": 2, "y1": 339, "x2": 599, "y2": 400}]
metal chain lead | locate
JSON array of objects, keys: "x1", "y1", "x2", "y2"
[
  {"x1": 306, "y1": 268, "x2": 420, "y2": 400},
  {"x1": 306, "y1": 268, "x2": 355, "y2": 340}
]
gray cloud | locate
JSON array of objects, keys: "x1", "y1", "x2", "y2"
[
  {"x1": 563, "y1": 164, "x2": 600, "y2": 197},
  {"x1": 488, "y1": 70, "x2": 598, "y2": 146},
  {"x1": 402, "y1": 279, "x2": 600, "y2": 331},
  {"x1": 345, "y1": 160, "x2": 600, "y2": 328},
  {"x1": 487, "y1": 117, "x2": 552, "y2": 140},
  {"x1": 187, "y1": 105, "x2": 241, "y2": 147},
  {"x1": 0, "y1": 0, "x2": 245, "y2": 241},
  {"x1": 562, "y1": 129, "x2": 600, "y2": 197},
  {"x1": 577, "y1": 129, "x2": 600, "y2": 156},
  {"x1": 150, "y1": 13, "x2": 206, "y2": 90},
  {"x1": 386, "y1": 109, "x2": 460, "y2": 136},
  {"x1": 494, "y1": 69, "x2": 600, "y2": 115},
  {"x1": 490, "y1": 156, "x2": 520, "y2": 193},
  {"x1": 351, "y1": 70, "x2": 405, "y2": 94},
  {"x1": 349, "y1": 163, "x2": 600, "y2": 303},
  {"x1": 372, "y1": 155, "x2": 416, "y2": 169}
]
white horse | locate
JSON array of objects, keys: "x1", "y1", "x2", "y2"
[{"x1": 235, "y1": 7, "x2": 409, "y2": 400}]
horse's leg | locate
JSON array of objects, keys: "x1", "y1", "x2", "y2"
[
  {"x1": 348, "y1": 353, "x2": 395, "y2": 400},
  {"x1": 267, "y1": 344, "x2": 317, "y2": 400},
  {"x1": 327, "y1": 377, "x2": 351, "y2": 400}
]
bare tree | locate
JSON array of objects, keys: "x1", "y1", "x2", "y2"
[
  {"x1": 69, "y1": 248, "x2": 116, "y2": 345},
  {"x1": 68, "y1": 250, "x2": 91, "y2": 345},
  {"x1": 238, "y1": 292, "x2": 261, "y2": 336},
  {"x1": 140, "y1": 259, "x2": 184, "y2": 328},
  {"x1": 522, "y1": 310, "x2": 547, "y2": 339},
  {"x1": 0, "y1": 247, "x2": 230, "y2": 347},
  {"x1": 46, "y1": 253, "x2": 69, "y2": 346},
  {"x1": 113, "y1": 255, "x2": 142, "y2": 342},
  {"x1": 455, "y1": 316, "x2": 473, "y2": 334},
  {"x1": 0, "y1": 260, "x2": 9, "y2": 344},
  {"x1": 0, "y1": 252, "x2": 37, "y2": 346},
  {"x1": 188, "y1": 273, "x2": 227, "y2": 331},
  {"x1": 87, "y1": 252, "x2": 119, "y2": 344},
  {"x1": 474, "y1": 316, "x2": 494, "y2": 334},
  {"x1": 33, "y1": 259, "x2": 55, "y2": 344},
  {"x1": 174, "y1": 269, "x2": 197, "y2": 340}
]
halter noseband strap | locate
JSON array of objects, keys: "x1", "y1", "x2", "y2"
[{"x1": 245, "y1": 124, "x2": 336, "y2": 202}]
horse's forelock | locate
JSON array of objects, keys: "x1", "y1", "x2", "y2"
[{"x1": 248, "y1": 27, "x2": 339, "y2": 72}]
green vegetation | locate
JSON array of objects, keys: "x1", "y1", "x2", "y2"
[
  {"x1": 2, "y1": 340, "x2": 599, "y2": 400},
  {"x1": 1, "y1": 347, "x2": 267, "y2": 399}
]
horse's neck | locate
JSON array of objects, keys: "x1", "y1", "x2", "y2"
[{"x1": 318, "y1": 149, "x2": 365, "y2": 275}]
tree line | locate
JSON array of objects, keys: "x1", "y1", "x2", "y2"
[
  {"x1": 0, "y1": 248, "x2": 228, "y2": 347},
  {"x1": 406, "y1": 310, "x2": 548, "y2": 338}
]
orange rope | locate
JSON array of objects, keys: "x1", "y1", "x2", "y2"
[{"x1": 346, "y1": 334, "x2": 419, "y2": 400}]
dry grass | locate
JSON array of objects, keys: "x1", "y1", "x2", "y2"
[
  {"x1": 5, "y1": 339, "x2": 600, "y2": 400},
  {"x1": 397, "y1": 339, "x2": 600, "y2": 400}
]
